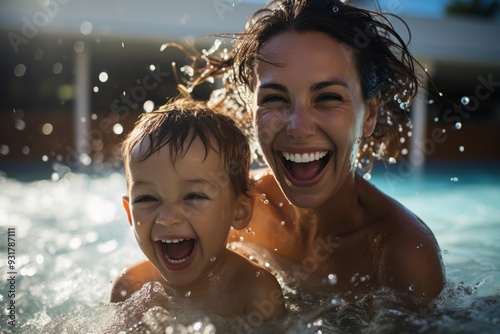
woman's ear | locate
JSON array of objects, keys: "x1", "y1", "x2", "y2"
[
  {"x1": 363, "y1": 92, "x2": 381, "y2": 137},
  {"x1": 122, "y1": 196, "x2": 132, "y2": 226},
  {"x1": 231, "y1": 194, "x2": 254, "y2": 230}
]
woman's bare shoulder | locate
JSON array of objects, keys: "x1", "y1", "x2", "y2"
[{"x1": 358, "y1": 177, "x2": 445, "y2": 299}]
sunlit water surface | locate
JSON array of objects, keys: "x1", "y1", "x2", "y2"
[{"x1": 1, "y1": 164, "x2": 499, "y2": 333}]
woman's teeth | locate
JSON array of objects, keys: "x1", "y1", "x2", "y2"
[{"x1": 282, "y1": 151, "x2": 328, "y2": 163}]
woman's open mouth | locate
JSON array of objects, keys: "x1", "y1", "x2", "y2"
[
  {"x1": 280, "y1": 150, "x2": 331, "y2": 186},
  {"x1": 156, "y1": 238, "x2": 196, "y2": 270}
]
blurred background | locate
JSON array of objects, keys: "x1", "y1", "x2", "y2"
[{"x1": 1, "y1": 0, "x2": 500, "y2": 181}]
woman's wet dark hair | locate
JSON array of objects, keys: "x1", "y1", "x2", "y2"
[{"x1": 169, "y1": 0, "x2": 425, "y2": 171}]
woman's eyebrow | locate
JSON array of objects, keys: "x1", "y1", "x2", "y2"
[
  {"x1": 310, "y1": 80, "x2": 348, "y2": 92},
  {"x1": 258, "y1": 82, "x2": 289, "y2": 93}
]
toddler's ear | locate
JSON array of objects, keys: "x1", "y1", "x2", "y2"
[
  {"x1": 122, "y1": 196, "x2": 132, "y2": 226},
  {"x1": 232, "y1": 194, "x2": 254, "y2": 230}
]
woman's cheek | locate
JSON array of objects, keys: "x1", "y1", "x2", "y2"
[{"x1": 254, "y1": 109, "x2": 286, "y2": 147}]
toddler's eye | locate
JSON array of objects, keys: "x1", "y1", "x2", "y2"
[
  {"x1": 185, "y1": 193, "x2": 209, "y2": 201},
  {"x1": 133, "y1": 195, "x2": 156, "y2": 204}
]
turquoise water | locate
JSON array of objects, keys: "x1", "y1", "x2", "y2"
[{"x1": 0, "y1": 163, "x2": 499, "y2": 333}]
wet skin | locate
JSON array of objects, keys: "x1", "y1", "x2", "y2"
[
  {"x1": 228, "y1": 31, "x2": 445, "y2": 300},
  {"x1": 111, "y1": 137, "x2": 284, "y2": 318},
  {"x1": 112, "y1": 31, "x2": 445, "y2": 305}
]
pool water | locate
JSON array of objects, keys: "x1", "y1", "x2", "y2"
[{"x1": 0, "y1": 163, "x2": 499, "y2": 333}]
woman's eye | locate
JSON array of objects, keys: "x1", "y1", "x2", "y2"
[
  {"x1": 316, "y1": 94, "x2": 342, "y2": 103},
  {"x1": 260, "y1": 94, "x2": 287, "y2": 105}
]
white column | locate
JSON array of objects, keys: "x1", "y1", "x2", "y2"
[
  {"x1": 409, "y1": 61, "x2": 434, "y2": 175},
  {"x1": 74, "y1": 48, "x2": 91, "y2": 170}
]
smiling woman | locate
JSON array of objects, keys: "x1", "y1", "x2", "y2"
[{"x1": 174, "y1": 0, "x2": 446, "y2": 303}]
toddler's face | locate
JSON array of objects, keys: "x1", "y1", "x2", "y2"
[{"x1": 125, "y1": 137, "x2": 240, "y2": 287}]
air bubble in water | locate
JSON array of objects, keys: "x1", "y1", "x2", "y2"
[
  {"x1": 461, "y1": 96, "x2": 470, "y2": 105},
  {"x1": 454, "y1": 122, "x2": 462, "y2": 130}
]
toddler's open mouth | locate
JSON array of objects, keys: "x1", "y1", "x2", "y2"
[{"x1": 156, "y1": 238, "x2": 195, "y2": 269}]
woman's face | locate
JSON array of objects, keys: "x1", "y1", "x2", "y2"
[{"x1": 252, "y1": 31, "x2": 377, "y2": 208}]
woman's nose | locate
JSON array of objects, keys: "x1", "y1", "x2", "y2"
[
  {"x1": 285, "y1": 104, "x2": 315, "y2": 141},
  {"x1": 156, "y1": 203, "x2": 183, "y2": 227}
]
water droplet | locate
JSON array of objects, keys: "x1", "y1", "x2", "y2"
[
  {"x1": 14, "y1": 119, "x2": 26, "y2": 131},
  {"x1": 73, "y1": 40, "x2": 85, "y2": 53},
  {"x1": 427, "y1": 99, "x2": 435, "y2": 105},
  {"x1": 264, "y1": 262, "x2": 270, "y2": 268},
  {"x1": 328, "y1": 273, "x2": 337, "y2": 285},
  {"x1": 113, "y1": 123, "x2": 123, "y2": 135},
  {"x1": 143, "y1": 100, "x2": 155, "y2": 112},
  {"x1": 280, "y1": 221, "x2": 285, "y2": 226},
  {"x1": 210, "y1": 256, "x2": 216, "y2": 262},
  {"x1": 80, "y1": 21, "x2": 93, "y2": 35},
  {"x1": 332, "y1": 5, "x2": 339, "y2": 12},
  {"x1": 454, "y1": 122, "x2": 462, "y2": 130},
  {"x1": 14, "y1": 64, "x2": 26, "y2": 77},
  {"x1": 99, "y1": 72, "x2": 108, "y2": 83},
  {"x1": 388, "y1": 157, "x2": 397, "y2": 164},
  {"x1": 434, "y1": 117, "x2": 439, "y2": 122},
  {"x1": 41, "y1": 123, "x2": 53, "y2": 135},
  {"x1": 122, "y1": 42, "x2": 125, "y2": 48},
  {"x1": 42, "y1": 155, "x2": 49, "y2": 162},
  {"x1": 120, "y1": 290, "x2": 127, "y2": 297},
  {"x1": 408, "y1": 284, "x2": 415, "y2": 292},
  {"x1": 363, "y1": 173, "x2": 371, "y2": 180},
  {"x1": 400, "y1": 137, "x2": 406, "y2": 144},
  {"x1": 450, "y1": 177, "x2": 459, "y2": 182},
  {"x1": 185, "y1": 290, "x2": 191, "y2": 297},
  {"x1": 255, "y1": 271, "x2": 261, "y2": 277},
  {"x1": 34, "y1": 49, "x2": 44, "y2": 60},
  {"x1": 245, "y1": 227, "x2": 255, "y2": 236},
  {"x1": 278, "y1": 202, "x2": 283, "y2": 207},
  {"x1": 459, "y1": 146, "x2": 465, "y2": 152},
  {"x1": 461, "y1": 96, "x2": 470, "y2": 105},
  {"x1": 401, "y1": 148, "x2": 408, "y2": 156},
  {"x1": 52, "y1": 63, "x2": 63, "y2": 74},
  {"x1": 51, "y1": 172, "x2": 59, "y2": 182},
  {"x1": 136, "y1": 221, "x2": 141, "y2": 226}
]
